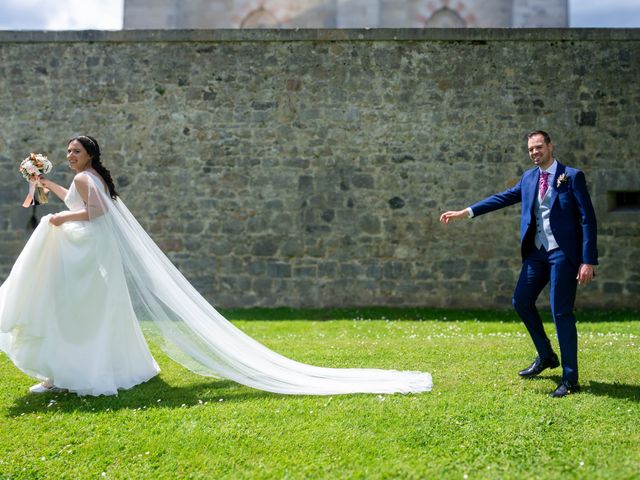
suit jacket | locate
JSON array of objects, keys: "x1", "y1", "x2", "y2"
[{"x1": 470, "y1": 161, "x2": 598, "y2": 267}]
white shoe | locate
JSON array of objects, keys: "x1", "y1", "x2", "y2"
[{"x1": 28, "y1": 382, "x2": 65, "y2": 394}]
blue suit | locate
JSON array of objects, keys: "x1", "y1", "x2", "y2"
[{"x1": 470, "y1": 161, "x2": 598, "y2": 384}]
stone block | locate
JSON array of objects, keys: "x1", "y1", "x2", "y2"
[
  {"x1": 358, "y1": 214, "x2": 381, "y2": 235},
  {"x1": 252, "y1": 238, "x2": 279, "y2": 256},
  {"x1": 280, "y1": 239, "x2": 304, "y2": 257},
  {"x1": 351, "y1": 174, "x2": 375, "y2": 189},
  {"x1": 298, "y1": 175, "x2": 314, "y2": 193},
  {"x1": 318, "y1": 261, "x2": 337, "y2": 277},
  {"x1": 293, "y1": 265, "x2": 317, "y2": 278},
  {"x1": 266, "y1": 261, "x2": 292, "y2": 278}
]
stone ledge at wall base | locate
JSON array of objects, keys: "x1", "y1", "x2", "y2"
[
  {"x1": 0, "y1": 28, "x2": 638, "y2": 309},
  {"x1": 1, "y1": 28, "x2": 640, "y2": 44}
]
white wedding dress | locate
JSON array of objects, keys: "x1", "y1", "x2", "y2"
[
  {"x1": 0, "y1": 171, "x2": 432, "y2": 396},
  {"x1": 0, "y1": 176, "x2": 159, "y2": 395}
]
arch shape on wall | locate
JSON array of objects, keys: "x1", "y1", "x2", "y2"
[
  {"x1": 416, "y1": 1, "x2": 477, "y2": 28},
  {"x1": 424, "y1": 7, "x2": 466, "y2": 27},
  {"x1": 233, "y1": 0, "x2": 292, "y2": 28},
  {"x1": 240, "y1": 7, "x2": 281, "y2": 28}
]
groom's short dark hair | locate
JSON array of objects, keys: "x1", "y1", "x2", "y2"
[{"x1": 527, "y1": 130, "x2": 551, "y2": 144}]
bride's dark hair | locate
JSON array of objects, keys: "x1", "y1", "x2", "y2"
[{"x1": 69, "y1": 135, "x2": 119, "y2": 199}]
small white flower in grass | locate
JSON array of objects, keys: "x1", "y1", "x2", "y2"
[
  {"x1": 157, "y1": 399, "x2": 161, "y2": 403},
  {"x1": 101, "y1": 473, "x2": 107, "y2": 477},
  {"x1": 219, "y1": 398, "x2": 224, "y2": 402},
  {"x1": 198, "y1": 399, "x2": 203, "y2": 405},
  {"x1": 145, "y1": 452, "x2": 150, "y2": 455},
  {"x1": 579, "y1": 461, "x2": 584, "y2": 467},
  {"x1": 40, "y1": 457, "x2": 45, "y2": 461},
  {"x1": 463, "y1": 474, "x2": 468, "y2": 479},
  {"x1": 181, "y1": 404, "x2": 186, "y2": 408}
]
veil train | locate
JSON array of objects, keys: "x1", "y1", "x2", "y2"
[{"x1": 85, "y1": 172, "x2": 433, "y2": 395}]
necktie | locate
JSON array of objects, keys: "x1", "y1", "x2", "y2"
[{"x1": 539, "y1": 171, "x2": 550, "y2": 199}]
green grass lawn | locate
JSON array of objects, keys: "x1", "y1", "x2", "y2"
[{"x1": 1, "y1": 309, "x2": 638, "y2": 479}]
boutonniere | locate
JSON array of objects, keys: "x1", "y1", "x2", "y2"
[{"x1": 556, "y1": 173, "x2": 569, "y2": 188}]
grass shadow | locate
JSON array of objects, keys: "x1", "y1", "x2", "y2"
[
  {"x1": 6, "y1": 375, "x2": 279, "y2": 417},
  {"x1": 586, "y1": 381, "x2": 640, "y2": 402},
  {"x1": 523, "y1": 374, "x2": 639, "y2": 402}
]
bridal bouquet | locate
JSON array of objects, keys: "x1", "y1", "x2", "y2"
[{"x1": 19, "y1": 153, "x2": 52, "y2": 207}]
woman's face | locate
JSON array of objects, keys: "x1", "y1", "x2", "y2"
[{"x1": 67, "y1": 140, "x2": 92, "y2": 172}]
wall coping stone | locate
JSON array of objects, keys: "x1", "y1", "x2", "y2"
[{"x1": 0, "y1": 28, "x2": 639, "y2": 44}]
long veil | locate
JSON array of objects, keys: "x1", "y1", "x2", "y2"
[{"x1": 86, "y1": 172, "x2": 432, "y2": 395}]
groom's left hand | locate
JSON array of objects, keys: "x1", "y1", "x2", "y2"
[{"x1": 577, "y1": 264, "x2": 595, "y2": 285}]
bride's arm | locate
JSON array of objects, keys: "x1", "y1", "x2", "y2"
[
  {"x1": 49, "y1": 174, "x2": 90, "y2": 226},
  {"x1": 49, "y1": 209, "x2": 89, "y2": 226},
  {"x1": 38, "y1": 177, "x2": 68, "y2": 201}
]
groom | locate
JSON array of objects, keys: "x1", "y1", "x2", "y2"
[{"x1": 440, "y1": 130, "x2": 598, "y2": 397}]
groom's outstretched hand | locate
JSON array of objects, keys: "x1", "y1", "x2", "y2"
[{"x1": 439, "y1": 209, "x2": 470, "y2": 224}]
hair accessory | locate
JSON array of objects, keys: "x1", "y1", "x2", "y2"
[{"x1": 78, "y1": 135, "x2": 97, "y2": 149}]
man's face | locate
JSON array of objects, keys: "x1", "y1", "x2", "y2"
[{"x1": 527, "y1": 134, "x2": 553, "y2": 169}]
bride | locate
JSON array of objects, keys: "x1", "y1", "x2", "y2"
[{"x1": 0, "y1": 136, "x2": 432, "y2": 396}]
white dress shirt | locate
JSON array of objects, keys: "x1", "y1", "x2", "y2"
[{"x1": 534, "y1": 160, "x2": 559, "y2": 251}]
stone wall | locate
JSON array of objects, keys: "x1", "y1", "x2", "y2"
[{"x1": 0, "y1": 29, "x2": 638, "y2": 309}]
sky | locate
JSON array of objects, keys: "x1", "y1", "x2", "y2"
[{"x1": 0, "y1": 0, "x2": 639, "y2": 30}]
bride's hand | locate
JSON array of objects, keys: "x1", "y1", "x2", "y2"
[
  {"x1": 49, "y1": 213, "x2": 65, "y2": 227},
  {"x1": 38, "y1": 176, "x2": 50, "y2": 189}
]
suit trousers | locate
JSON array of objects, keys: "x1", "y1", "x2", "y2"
[{"x1": 512, "y1": 246, "x2": 579, "y2": 384}]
